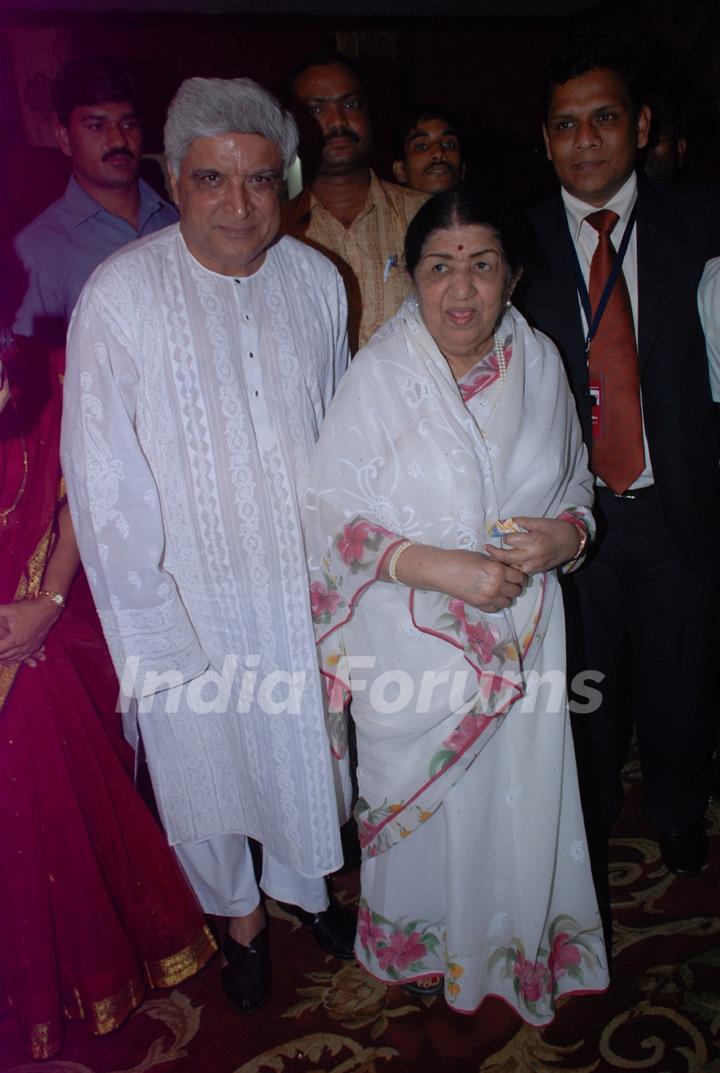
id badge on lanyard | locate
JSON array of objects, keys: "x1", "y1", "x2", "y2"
[
  {"x1": 588, "y1": 370, "x2": 605, "y2": 437},
  {"x1": 571, "y1": 204, "x2": 637, "y2": 441}
]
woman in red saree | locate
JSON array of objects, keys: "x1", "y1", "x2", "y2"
[{"x1": 0, "y1": 340, "x2": 216, "y2": 1060}]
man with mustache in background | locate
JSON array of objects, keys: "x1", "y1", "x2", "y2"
[
  {"x1": 283, "y1": 51, "x2": 427, "y2": 352},
  {"x1": 392, "y1": 106, "x2": 465, "y2": 195},
  {"x1": 13, "y1": 55, "x2": 177, "y2": 344}
]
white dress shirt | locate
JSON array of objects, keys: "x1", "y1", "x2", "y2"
[{"x1": 561, "y1": 172, "x2": 654, "y2": 488}]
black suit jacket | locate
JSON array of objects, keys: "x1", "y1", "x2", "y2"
[{"x1": 519, "y1": 175, "x2": 720, "y2": 563}]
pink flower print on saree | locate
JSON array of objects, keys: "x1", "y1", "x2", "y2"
[
  {"x1": 356, "y1": 901, "x2": 444, "y2": 982},
  {"x1": 548, "y1": 931, "x2": 583, "y2": 979},
  {"x1": 447, "y1": 598, "x2": 467, "y2": 625},
  {"x1": 337, "y1": 521, "x2": 373, "y2": 565},
  {"x1": 357, "y1": 904, "x2": 385, "y2": 953},
  {"x1": 488, "y1": 914, "x2": 605, "y2": 1018},
  {"x1": 442, "y1": 714, "x2": 478, "y2": 756},
  {"x1": 465, "y1": 619, "x2": 500, "y2": 664},
  {"x1": 377, "y1": 930, "x2": 429, "y2": 973},
  {"x1": 335, "y1": 519, "x2": 397, "y2": 576},
  {"x1": 438, "y1": 599, "x2": 501, "y2": 665},
  {"x1": 513, "y1": 954, "x2": 551, "y2": 1003},
  {"x1": 310, "y1": 578, "x2": 341, "y2": 623},
  {"x1": 427, "y1": 711, "x2": 495, "y2": 778},
  {"x1": 457, "y1": 340, "x2": 513, "y2": 404},
  {"x1": 355, "y1": 797, "x2": 405, "y2": 852}
]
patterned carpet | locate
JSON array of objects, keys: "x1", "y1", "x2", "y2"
[{"x1": 2, "y1": 756, "x2": 720, "y2": 1073}]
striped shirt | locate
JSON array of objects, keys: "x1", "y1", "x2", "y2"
[{"x1": 283, "y1": 171, "x2": 427, "y2": 352}]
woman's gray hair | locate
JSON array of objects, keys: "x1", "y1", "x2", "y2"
[{"x1": 164, "y1": 77, "x2": 299, "y2": 177}]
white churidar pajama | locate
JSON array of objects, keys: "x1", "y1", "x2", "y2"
[{"x1": 174, "y1": 834, "x2": 328, "y2": 917}]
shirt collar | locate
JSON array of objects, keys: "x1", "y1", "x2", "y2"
[
  {"x1": 364, "y1": 170, "x2": 393, "y2": 218},
  {"x1": 561, "y1": 171, "x2": 638, "y2": 242},
  {"x1": 285, "y1": 185, "x2": 313, "y2": 225},
  {"x1": 295, "y1": 169, "x2": 390, "y2": 225},
  {"x1": 352, "y1": 170, "x2": 402, "y2": 223},
  {"x1": 137, "y1": 177, "x2": 167, "y2": 229},
  {"x1": 65, "y1": 175, "x2": 105, "y2": 226},
  {"x1": 64, "y1": 174, "x2": 163, "y2": 230}
]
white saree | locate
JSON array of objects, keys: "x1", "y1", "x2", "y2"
[
  {"x1": 61, "y1": 225, "x2": 350, "y2": 879},
  {"x1": 303, "y1": 299, "x2": 609, "y2": 1021}
]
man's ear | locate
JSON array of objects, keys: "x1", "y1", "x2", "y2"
[
  {"x1": 636, "y1": 104, "x2": 651, "y2": 150},
  {"x1": 168, "y1": 167, "x2": 179, "y2": 206},
  {"x1": 55, "y1": 124, "x2": 72, "y2": 159},
  {"x1": 542, "y1": 124, "x2": 552, "y2": 162},
  {"x1": 392, "y1": 160, "x2": 407, "y2": 185}
]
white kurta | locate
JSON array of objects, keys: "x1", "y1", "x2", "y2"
[{"x1": 61, "y1": 224, "x2": 350, "y2": 878}]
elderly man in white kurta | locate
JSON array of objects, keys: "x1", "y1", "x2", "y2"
[{"x1": 61, "y1": 77, "x2": 353, "y2": 1014}]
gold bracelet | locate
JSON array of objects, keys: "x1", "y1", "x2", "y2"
[
  {"x1": 36, "y1": 589, "x2": 66, "y2": 610},
  {"x1": 388, "y1": 540, "x2": 416, "y2": 584},
  {"x1": 567, "y1": 522, "x2": 589, "y2": 564}
]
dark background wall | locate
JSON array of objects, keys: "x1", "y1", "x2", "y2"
[{"x1": 1, "y1": 0, "x2": 719, "y2": 238}]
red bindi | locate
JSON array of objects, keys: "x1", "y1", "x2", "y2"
[{"x1": 457, "y1": 244, "x2": 464, "y2": 251}]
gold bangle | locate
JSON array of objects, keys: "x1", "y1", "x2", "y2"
[
  {"x1": 36, "y1": 589, "x2": 65, "y2": 610},
  {"x1": 567, "y1": 522, "x2": 589, "y2": 564},
  {"x1": 388, "y1": 540, "x2": 415, "y2": 584}
]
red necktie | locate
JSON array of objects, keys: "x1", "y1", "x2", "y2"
[{"x1": 586, "y1": 209, "x2": 645, "y2": 493}]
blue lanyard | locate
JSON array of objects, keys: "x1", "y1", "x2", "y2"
[{"x1": 570, "y1": 204, "x2": 637, "y2": 357}]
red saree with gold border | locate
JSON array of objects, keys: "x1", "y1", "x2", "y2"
[{"x1": 0, "y1": 344, "x2": 216, "y2": 1060}]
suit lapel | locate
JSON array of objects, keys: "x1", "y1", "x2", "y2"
[
  {"x1": 542, "y1": 197, "x2": 589, "y2": 384},
  {"x1": 636, "y1": 182, "x2": 675, "y2": 371}
]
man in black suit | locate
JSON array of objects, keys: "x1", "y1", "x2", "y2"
[{"x1": 521, "y1": 36, "x2": 720, "y2": 883}]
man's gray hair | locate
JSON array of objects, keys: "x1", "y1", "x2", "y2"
[{"x1": 164, "y1": 76, "x2": 299, "y2": 177}]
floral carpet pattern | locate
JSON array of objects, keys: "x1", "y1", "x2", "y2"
[{"x1": 2, "y1": 758, "x2": 720, "y2": 1073}]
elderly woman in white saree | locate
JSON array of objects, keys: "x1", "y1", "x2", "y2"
[{"x1": 303, "y1": 188, "x2": 609, "y2": 1021}]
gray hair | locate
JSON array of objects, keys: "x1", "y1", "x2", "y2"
[{"x1": 164, "y1": 76, "x2": 298, "y2": 177}]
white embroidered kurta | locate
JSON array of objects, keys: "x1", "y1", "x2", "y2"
[{"x1": 61, "y1": 224, "x2": 350, "y2": 877}]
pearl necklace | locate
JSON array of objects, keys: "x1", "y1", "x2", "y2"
[
  {"x1": 493, "y1": 330, "x2": 506, "y2": 383},
  {"x1": 475, "y1": 331, "x2": 507, "y2": 437}
]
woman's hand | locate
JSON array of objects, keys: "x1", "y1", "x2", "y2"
[
  {"x1": 0, "y1": 598, "x2": 61, "y2": 667},
  {"x1": 441, "y1": 550, "x2": 528, "y2": 611},
  {"x1": 484, "y1": 516, "x2": 581, "y2": 576},
  {"x1": 392, "y1": 545, "x2": 528, "y2": 613}
]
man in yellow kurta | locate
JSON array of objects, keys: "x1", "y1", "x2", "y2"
[{"x1": 283, "y1": 51, "x2": 427, "y2": 353}]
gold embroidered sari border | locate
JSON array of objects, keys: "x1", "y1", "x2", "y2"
[
  {"x1": 25, "y1": 926, "x2": 215, "y2": 1058},
  {"x1": 145, "y1": 924, "x2": 217, "y2": 988},
  {"x1": 29, "y1": 1018, "x2": 60, "y2": 1062}
]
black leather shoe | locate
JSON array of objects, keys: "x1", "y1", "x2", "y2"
[
  {"x1": 278, "y1": 897, "x2": 356, "y2": 959},
  {"x1": 220, "y1": 927, "x2": 271, "y2": 1012},
  {"x1": 659, "y1": 823, "x2": 708, "y2": 877}
]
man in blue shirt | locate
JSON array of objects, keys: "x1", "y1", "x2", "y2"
[{"x1": 13, "y1": 56, "x2": 177, "y2": 342}]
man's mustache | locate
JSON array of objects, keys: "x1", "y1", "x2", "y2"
[
  {"x1": 102, "y1": 147, "x2": 136, "y2": 162},
  {"x1": 423, "y1": 160, "x2": 453, "y2": 175},
  {"x1": 324, "y1": 128, "x2": 360, "y2": 145}
]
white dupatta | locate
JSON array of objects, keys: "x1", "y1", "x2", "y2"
[{"x1": 304, "y1": 300, "x2": 593, "y2": 857}]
